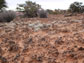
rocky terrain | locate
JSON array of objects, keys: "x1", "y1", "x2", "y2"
[{"x1": 0, "y1": 14, "x2": 84, "y2": 63}]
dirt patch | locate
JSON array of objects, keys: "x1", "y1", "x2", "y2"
[{"x1": 0, "y1": 14, "x2": 84, "y2": 63}]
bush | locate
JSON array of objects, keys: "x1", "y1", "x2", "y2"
[
  {"x1": 24, "y1": 8, "x2": 38, "y2": 18},
  {"x1": 69, "y1": 1, "x2": 84, "y2": 13},
  {"x1": 17, "y1": 1, "x2": 41, "y2": 18},
  {"x1": 38, "y1": 9, "x2": 48, "y2": 18},
  {"x1": 0, "y1": 10, "x2": 16, "y2": 22}
]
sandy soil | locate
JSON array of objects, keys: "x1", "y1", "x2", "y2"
[{"x1": 0, "y1": 14, "x2": 84, "y2": 63}]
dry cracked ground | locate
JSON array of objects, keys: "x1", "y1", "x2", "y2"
[{"x1": 0, "y1": 14, "x2": 84, "y2": 63}]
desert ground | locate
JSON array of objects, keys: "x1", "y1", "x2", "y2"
[{"x1": 0, "y1": 14, "x2": 84, "y2": 63}]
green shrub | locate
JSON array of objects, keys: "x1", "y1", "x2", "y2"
[
  {"x1": 0, "y1": 10, "x2": 16, "y2": 22},
  {"x1": 17, "y1": 1, "x2": 41, "y2": 18},
  {"x1": 69, "y1": 1, "x2": 84, "y2": 13}
]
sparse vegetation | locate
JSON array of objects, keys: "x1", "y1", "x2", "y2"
[
  {"x1": 69, "y1": 1, "x2": 84, "y2": 13},
  {"x1": 47, "y1": 9, "x2": 67, "y2": 15},
  {"x1": 17, "y1": 1, "x2": 41, "y2": 18},
  {"x1": 46, "y1": 9, "x2": 54, "y2": 14},
  {"x1": 38, "y1": 9, "x2": 48, "y2": 18},
  {"x1": 0, "y1": 10, "x2": 16, "y2": 22}
]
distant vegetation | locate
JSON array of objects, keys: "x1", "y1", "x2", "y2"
[
  {"x1": 17, "y1": 1, "x2": 48, "y2": 18},
  {"x1": 46, "y1": 9, "x2": 67, "y2": 15},
  {"x1": 0, "y1": 0, "x2": 84, "y2": 22},
  {"x1": 69, "y1": 2, "x2": 84, "y2": 13},
  {"x1": 46, "y1": 2, "x2": 84, "y2": 15}
]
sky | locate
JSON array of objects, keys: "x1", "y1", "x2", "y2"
[{"x1": 5, "y1": 0, "x2": 84, "y2": 11}]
